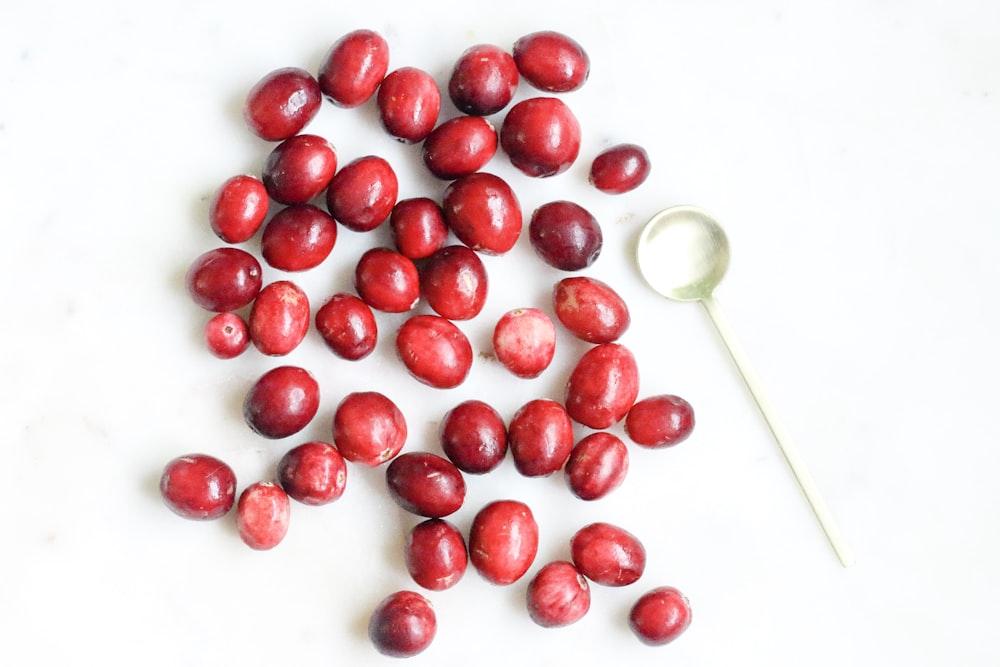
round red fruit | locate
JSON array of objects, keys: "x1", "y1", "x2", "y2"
[
  {"x1": 160, "y1": 454, "x2": 237, "y2": 520},
  {"x1": 368, "y1": 591, "x2": 436, "y2": 658},
  {"x1": 236, "y1": 481, "x2": 290, "y2": 551},
  {"x1": 396, "y1": 315, "x2": 473, "y2": 389},
  {"x1": 512, "y1": 30, "x2": 590, "y2": 93},
  {"x1": 260, "y1": 204, "x2": 337, "y2": 272},
  {"x1": 390, "y1": 197, "x2": 449, "y2": 260},
  {"x1": 565, "y1": 343, "x2": 639, "y2": 429},
  {"x1": 209, "y1": 174, "x2": 269, "y2": 244},
  {"x1": 564, "y1": 432, "x2": 629, "y2": 501},
  {"x1": 500, "y1": 97, "x2": 581, "y2": 177},
  {"x1": 326, "y1": 155, "x2": 398, "y2": 232},
  {"x1": 571, "y1": 522, "x2": 646, "y2": 587},
  {"x1": 507, "y1": 399, "x2": 575, "y2": 477},
  {"x1": 332, "y1": 391, "x2": 407, "y2": 466},
  {"x1": 377, "y1": 67, "x2": 441, "y2": 143},
  {"x1": 261, "y1": 134, "x2": 337, "y2": 205},
  {"x1": 553, "y1": 276, "x2": 630, "y2": 344},
  {"x1": 243, "y1": 366, "x2": 320, "y2": 439},
  {"x1": 439, "y1": 400, "x2": 508, "y2": 474},
  {"x1": 314, "y1": 293, "x2": 378, "y2": 360},
  {"x1": 421, "y1": 116, "x2": 497, "y2": 180},
  {"x1": 405, "y1": 518, "x2": 468, "y2": 591},
  {"x1": 277, "y1": 441, "x2": 348, "y2": 506},
  {"x1": 448, "y1": 44, "x2": 519, "y2": 116},
  {"x1": 629, "y1": 587, "x2": 692, "y2": 646},
  {"x1": 492, "y1": 307, "x2": 556, "y2": 379},
  {"x1": 204, "y1": 312, "x2": 249, "y2": 359},
  {"x1": 420, "y1": 245, "x2": 488, "y2": 321},
  {"x1": 589, "y1": 143, "x2": 651, "y2": 194},
  {"x1": 468, "y1": 500, "x2": 539, "y2": 585},
  {"x1": 318, "y1": 29, "x2": 389, "y2": 108},
  {"x1": 354, "y1": 247, "x2": 420, "y2": 313},
  {"x1": 243, "y1": 67, "x2": 321, "y2": 141},
  {"x1": 442, "y1": 172, "x2": 522, "y2": 255},
  {"x1": 526, "y1": 561, "x2": 591, "y2": 627},
  {"x1": 386, "y1": 452, "x2": 466, "y2": 518},
  {"x1": 625, "y1": 395, "x2": 695, "y2": 448},
  {"x1": 529, "y1": 200, "x2": 603, "y2": 271},
  {"x1": 185, "y1": 247, "x2": 262, "y2": 312},
  {"x1": 248, "y1": 280, "x2": 310, "y2": 356}
]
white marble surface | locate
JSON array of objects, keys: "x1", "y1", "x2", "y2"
[{"x1": 2, "y1": 1, "x2": 998, "y2": 664}]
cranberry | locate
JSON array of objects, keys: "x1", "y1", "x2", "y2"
[
  {"x1": 204, "y1": 312, "x2": 249, "y2": 359},
  {"x1": 589, "y1": 143, "x2": 651, "y2": 194},
  {"x1": 405, "y1": 518, "x2": 468, "y2": 591},
  {"x1": 243, "y1": 67, "x2": 322, "y2": 141},
  {"x1": 314, "y1": 293, "x2": 378, "y2": 360},
  {"x1": 390, "y1": 197, "x2": 449, "y2": 260},
  {"x1": 448, "y1": 44, "x2": 519, "y2": 116},
  {"x1": 260, "y1": 204, "x2": 337, "y2": 272},
  {"x1": 529, "y1": 200, "x2": 603, "y2": 271},
  {"x1": 565, "y1": 343, "x2": 640, "y2": 429},
  {"x1": 248, "y1": 280, "x2": 310, "y2": 356},
  {"x1": 386, "y1": 452, "x2": 466, "y2": 518},
  {"x1": 438, "y1": 399, "x2": 507, "y2": 474},
  {"x1": 354, "y1": 247, "x2": 420, "y2": 313},
  {"x1": 421, "y1": 116, "x2": 497, "y2": 180},
  {"x1": 629, "y1": 587, "x2": 692, "y2": 646},
  {"x1": 261, "y1": 134, "x2": 337, "y2": 205},
  {"x1": 368, "y1": 590, "x2": 436, "y2": 658},
  {"x1": 243, "y1": 366, "x2": 320, "y2": 439},
  {"x1": 552, "y1": 276, "x2": 631, "y2": 344},
  {"x1": 468, "y1": 499, "x2": 539, "y2": 585},
  {"x1": 325, "y1": 155, "x2": 398, "y2": 232},
  {"x1": 420, "y1": 245, "x2": 488, "y2": 321},
  {"x1": 507, "y1": 399, "x2": 575, "y2": 477},
  {"x1": 441, "y1": 172, "x2": 522, "y2": 255},
  {"x1": 500, "y1": 97, "x2": 581, "y2": 177},
  {"x1": 332, "y1": 391, "x2": 407, "y2": 466},
  {"x1": 512, "y1": 31, "x2": 590, "y2": 92},
  {"x1": 185, "y1": 247, "x2": 262, "y2": 312},
  {"x1": 625, "y1": 395, "x2": 695, "y2": 448},
  {"x1": 277, "y1": 441, "x2": 348, "y2": 506},
  {"x1": 491, "y1": 308, "x2": 556, "y2": 379},
  {"x1": 570, "y1": 522, "x2": 646, "y2": 586},
  {"x1": 159, "y1": 454, "x2": 237, "y2": 520},
  {"x1": 526, "y1": 561, "x2": 591, "y2": 628},
  {"x1": 377, "y1": 67, "x2": 441, "y2": 143},
  {"x1": 564, "y1": 432, "x2": 629, "y2": 501},
  {"x1": 209, "y1": 174, "x2": 269, "y2": 244},
  {"x1": 396, "y1": 315, "x2": 473, "y2": 389},
  {"x1": 318, "y1": 29, "x2": 389, "y2": 108},
  {"x1": 236, "y1": 481, "x2": 290, "y2": 550}
]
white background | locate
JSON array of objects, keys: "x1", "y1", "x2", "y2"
[{"x1": 2, "y1": 1, "x2": 998, "y2": 665}]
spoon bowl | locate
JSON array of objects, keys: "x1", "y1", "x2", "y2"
[{"x1": 636, "y1": 205, "x2": 731, "y2": 302}]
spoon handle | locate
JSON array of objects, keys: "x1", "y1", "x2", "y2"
[{"x1": 701, "y1": 293, "x2": 855, "y2": 567}]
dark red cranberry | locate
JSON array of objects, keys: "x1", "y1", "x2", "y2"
[
  {"x1": 160, "y1": 454, "x2": 237, "y2": 520},
  {"x1": 468, "y1": 500, "x2": 539, "y2": 585},
  {"x1": 441, "y1": 172, "x2": 522, "y2": 255},
  {"x1": 248, "y1": 280, "x2": 310, "y2": 356},
  {"x1": 420, "y1": 245, "x2": 488, "y2": 321},
  {"x1": 448, "y1": 44, "x2": 519, "y2": 116},
  {"x1": 325, "y1": 155, "x2": 398, "y2": 232},
  {"x1": 438, "y1": 399, "x2": 507, "y2": 474},
  {"x1": 589, "y1": 143, "x2": 651, "y2": 194},
  {"x1": 243, "y1": 67, "x2": 322, "y2": 141},
  {"x1": 260, "y1": 204, "x2": 337, "y2": 271},
  {"x1": 236, "y1": 481, "x2": 290, "y2": 550},
  {"x1": 314, "y1": 293, "x2": 378, "y2": 360},
  {"x1": 204, "y1": 312, "x2": 250, "y2": 359},
  {"x1": 277, "y1": 441, "x2": 348, "y2": 506},
  {"x1": 209, "y1": 174, "x2": 269, "y2": 243},
  {"x1": 529, "y1": 200, "x2": 603, "y2": 271},
  {"x1": 318, "y1": 29, "x2": 389, "y2": 108},
  {"x1": 377, "y1": 67, "x2": 441, "y2": 143},
  {"x1": 385, "y1": 452, "x2": 466, "y2": 518},
  {"x1": 625, "y1": 395, "x2": 695, "y2": 448},
  {"x1": 185, "y1": 247, "x2": 262, "y2": 312},
  {"x1": 390, "y1": 197, "x2": 449, "y2": 260},
  {"x1": 507, "y1": 399, "x2": 575, "y2": 477},
  {"x1": 492, "y1": 308, "x2": 556, "y2": 379},
  {"x1": 405, "y1": 518, "x2": 468, "y2": 591},
  {"x1": 512, "y1": 31, "x2": 590, "y2": 92},
  {"x1": 565, "y1": 343, "x2": 639, "y2": 429},
  {"x1": 354, "y1": 247, "x2": 420, "y2": 313},
  {"x1": 629, "y1": 587, "x2": 692, "y2": 646},
  {"x1": 396, "y1": 315, "x2": 473, "y2": 389},
  {"x1": 570, "y1": 522, "x2": 646, "y2": 586},
  {"x1": 553, "y1": 276, "x2": 631, "y2": 344},
  {"x1": 526, "y1": 561, "x2": 591, "y2": 627},
  {"x1": 368, "y1": 590, "x2": 436, "y2": 658},
  {"x1": 261, "y1": 134, "x2": 337, "y2": 205},
  {"x1": 500, "y1": 97, "x2": 581, "y2": 177},
  {"x1": 332, "y1": 391, "x2": 407, "y2": 466},
  {"x1": 243, "y1": 366, "x2": 320, "y2": 439},
  {"x1": 565, "y1": 432, "x2": 629, "y2": 501},
  {"x1": 421, "y1": 116, "x2": 497, "y2": 180}
]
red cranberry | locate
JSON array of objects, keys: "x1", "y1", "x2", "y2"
[
  {"x1": 260, "y1": 204, "x2": 337, "y2": 271},
  {"x1": 318, "y1": 29, "x2": 389, "y2": 108},
  {"x1": 468, "y1": 500, "x2": 539, "y2": 585},
  {"x1": 508, "y1": 399, "x2": 575, "y2": 477},
  {"x1": 332, "y1": 391, "x2": 407, "y2": 466},
  {"x1": 204, "y1": 312, "x2": 249, "y2": 359},
  {"x1": 625, "y1": 395, "x2": 695, "y2": 448},
  {"x1": 354, "y1": 247, "x2": 420, "y2": 313},
  {"x1": 512, "y1": 31, "x2": 590, "y2": 92},
  {"x1": 261, "y1": 134, "x2": 337, "y2": 205},
  {"x1": 243, "y1": 366, "x2": 320, "y2": 439},
  {"x1": 277, "y1": 441, "x2": 348, "y2": 506},
  {"x1": 500, "y1": 97, "x2": 581, "y2": 177},
  {"x1": 390, "y1": 197, "x2": 449, "y2": 260},
  {"x1": 325, "y1": 155, "x2": 398, "y2": 232},
  {"x1": 553, "y1": 276, "x2": 631, "y2": 344},
  {"x1": 209, "y1": 174, "x2": 269, "y2": 243},
  {"x1": 570, "y1": 522, "x2": 646, "y2": 586},
  {"x1": 629, "y1": 587, "x2": 692, "y2": 646},
  {"x1": 526, "y1": 561, "x2": 591, "y2": 627},
  {"x1": 377, "y1": 67, "x2": 441, "y2": 143},
  {"x1": 248, "y1": 280, "x2": 310, "y2": 356},
  {"x1": 368, "y1": 590, "x2": 436, "y2": 658},
  {"x1": 243, "y1": 67, "x2": 322, "y2": 141},
  {"x1": 564, "y1": 432, "x2": 629, "y2": 501},
  {"x1": 314, "y1": 293, "x2": 378, "y2": 360},
  {"x1": 185, "y1": 247, "x2": 262, "y2": 312},
  {"x1": 420, "y1": 245, "x2": 488, "y2": 321},
  {"x1": 438, "y1": 399, "x2": 507, "y2": 474},
  {"x1": 448, "y1": 44, "x2": 519, "y2": 116},
  {"x1": 236, "y1": 481, "x2": 290, "y2": 550},
  {"x1": 396, "y1": 315, "x2": 473, "y2": 389},
  {"x1": 159, "y1": 454, "x2": 237, "y2": 520},
  {"x1": 421, "y1": 116, "x2": 497, "y2": 180},
  {"x1": 405, "y1": 518, "x2": 468, "y2": 591},
  {"x1": 589, "y1": 143, "x2": 651, "y2": 194},
  {"x1": 529, "y1": 200, "x2": 603, "y2": 271},
  {"x1": 441, "y1": 172, "x2": 522, "y2": 255},
  {"x1": 565, "y1": 343, "x2": 640, "y2": 429},
  {"x1": 385, "y1": 452, "x2": 466, "y2": 518},
  {"x1": 491, "y1": 308, "x2": 556, "y2": 379}
]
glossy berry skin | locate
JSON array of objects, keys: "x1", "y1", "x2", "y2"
[
  {"x1": 448, "y1": 44, "x2": 519, "y2": 116},
  {"x1": 589, "y1": 143, "x2": 651, "y2": 194},
  {"x1": 500, "y1": 97, "x2": 581, "y2": 177},
  {"x1": 468, "y1": 500, "x2": 539, "y2": 585},
  {"x1": 420, "y1": 245, "x2": 488, "y2": 321},
  {"x1": 332, "y1": 391, "x2": 407, "y2": 466},
  {"x1": 529, "y1": 200, "x2": 603, "y2": 271},
  {"x1": 512, "y1": 31, "x2": 590, "y2": 93},
  {"x1": 625, "y1": 395, "x2": 695, "y2": 448},
  {"x1": 377, "y1": 67, "x2": 441, "y2": 143},
  {"x1": 209, "y1": 174, "x2": 269, "y2": 243},
  {"x1": 438, "y1": 399, "x2": 507, "y2": 474},
  {"x1": 390, "y1": 197, "x2": 449, "y2": 260},
  {"x1": 318, "y1": 29, "x2": 389, "y2": 108},
  {"x1": 553, "y1": 276, "x2": 631, "y2": 344},
  {"x1": 262, "y1": 134, "x2": 337, "y2": 205},
  {"x1": 325, "y1": 155, "x2": 398, "y2": 232},
  {"x1": 354, "y1": 247, "x2": 420, "y2": 313},
  {"x1": 243, "y1": 67, "x2": 322, "y2": 141},
  {"x1": 243, "y1": 366, "x2": 320, "y2": 439},
  {"x1": 492, "y1": 308, "x2": 556, "y2": 379},
  {"x1": 160, "y1": 454, "x2": 237, "y2": 520},
  {"x1": 508, "y1": 399, "x2": 575, "y2": 477},
  {"x1": 260, "y1": 204, "x2": 337, "y2": 271},
  {"x1": 565, "y1": 343, "x2": 640, "y2": 429},
  {"x1": 571, "y1": 522, "x2": 646, "y2": 587},
  {"x1": 396, "y1": 315, "x2": 473, "y2": 389},
  {"x1": 526, "y1": 561, "x2": 591, "y2": 628},
  {"x1": 421, "y1": 116, "x2": 497, "y2": 180},
  {"x1": 405, "y1": 518, "x2": 468, "y2": 591},
  {"x1": 185, "y1": 247, "x2": 262, "y2": 312},
  {"x1": 368, "y1": 590, "x2": 436, "y2": 658},
  {"x1": 442, "y1": 172, "x2": 522, "y2": 255},
  {"x1": 629, "y1": 587, "x2": 692, "y2": 646},
  {"x1": 314, "y1": 293, "x2": 378, "y2": 360},
  {"x1": 204, "y1": 312, "x2": 250, "y2": 359},
  {"x1": 248, "y1": 281, "x2": 310, "y2": 356},
  {"x1": 564, "y1": 432, "x2": 629, "y2": 501},
  {"x1": 386, "y1": 452, "x2": 466, "y2": 518},
  {"x1": 237, "y1": 481, "x2": 290, "y2": 551},
  {"x1": 277, "y1": 441, "x2": 348, "y2": 506}
]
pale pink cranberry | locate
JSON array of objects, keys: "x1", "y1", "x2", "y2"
[
  {"x1": 500, "y1": 97, "x2": 581, "y2": 177},
  {"x1": 526, "y1": 561, "x2": 591, "y2": 627},
  {"x1": 405, "y1": 518, "x2": 468, "y2": 591},
  {"x1": 385, "y1": 452, "x2": 466, "y2": 518},
  {"x1": 185, "y1": 247, "x2": 262, "y2": 312},
  {"x1": 243, "y1": 67, "x2": 321, "y2": 141},
  {"x1": 629, "y1": 587, "x2": 692, "y2": 646},
  {"x1": 468, "y1": 500, "x2": 539, "y2": 585},
  {"x1": 332, "y1": 391, "x2": 407, "y2": 466},
  {"x1": 261, "y1": 134, "x2": 338, "y2": 205},
  {"x1": 277, "y1": 441, "x2": 348, "y2": 506},
  {"x1": 209, "y1": 174, "x2": 269, "y2": 243},
  {"x1": 377, "y1": 67, "x2": 441, "y2": 143},
  {"x1": 492, "y1": 308, "x2": 556, "y2": 379},
  {"x1": 421, "y1": 116, "x2": 497, "y2": 180},
  {"x1": 325, "y1": 155, "x2": 398, "y2": 232},
  {"x1": 571, "y1": 522, "x2": 646, "y2": 586},
  {"x1": 529, "y1": 200, "x2": 603, "y2": 271},
  {"x1": 564, "y1": 432, "x2": 629, "y2": 501},
  {"x1": 553, "y1": 276, "x2": 631, "y2": 344},
  {"x1": 354, "y1": 247, "x2": 420, "y2": 313},
  {"x1": 396, "y1": 315, "x2": 473, "y2": 389},
  {"x1": 625, "y1": 395, "x2": 695, "y2": 448},
  {"x1": 441, "y1": 172, "x2": 522, "y2": 255},
  {"x1": 368, "y1": 591, "x2": 436, "y2": 658},
  {"x1": 512, "y1": 31, "x2": 590, "y2": 92},
  {"x1": 314, "y1": 293, "x2": 378, "y2": 360},
  {"x1": 508, "y1": 399, "x2": 575, "y2": 477},
  {"x1": 248, "y1": 280, "x2": 310, "y2": 356},
  {"x1": 261, "y1": 204, "x2": 337, "y2": 272},
  {"x1": 318, "y1": 29, "x2": 389, "y2": 108},
  {"x1": 420, "y1": 245, "x2": 488, "y2": 321},
  {"x1": 243, "y1": 366, "x2": 320, "y2": 439},
  {"x1": 160, "y1": 454, "x2": 237, "y2": 520},
  {"x1": 565, "y1": 343, "x2": 640, "y2": 429},
  {"x1": 390, "y1": 197, "x2": 449, "y2": 260},
  {"x1": 589, "y1": 143, "x2": 651, "y2": 194},
  {"x1": 237, "y1": 481, "x2": 291, "y2": 550},
  {"x1": 204, "y1": 312, "x2": 249, "y2": 359},
  {"x1": 438, "y1": 399, "x2": 507, "y2": 474},
  {"x1": 448, "y1": 44, "x2": 519, "y2": 116}
]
